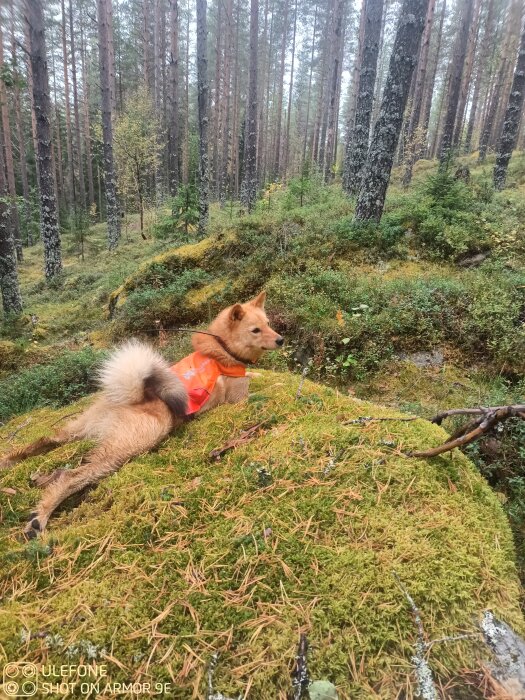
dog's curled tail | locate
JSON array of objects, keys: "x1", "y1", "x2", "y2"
[{"x1": 98, "y1": 340, "x2": 188, "y2": 415}]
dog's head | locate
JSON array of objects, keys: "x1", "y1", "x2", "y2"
[{"x1": 208, "y1": 292, "x2": 284, "y2": 363}]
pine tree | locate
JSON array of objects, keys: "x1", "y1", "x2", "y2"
[
  {"x1": 24, "y1": 0, "x2": 62, "y2": 279},
  {"x1": 97, "y1": 0, "x2": 121, "y2": 249},
  {"x1": 196, "y1": 0, "x2": 209, "y2": 236},
  {"x1": 242, "y1": 0, "x2": 259, "y2": 211},
  {"x1": 343, "y1": 0, "x2": 384, "y2": 195},
  {"x1": 0, "y1": 111, "x2": 22, "y2": 314},
  {"x1": 354, "y1": 0, "x2": 429, "y2": 222},
  {"x1": 438, "y1": 0, "x2": 475, "y2": 163},
  {"x1": 493, "y1": 23, "x2": 525, "y2": 190}
]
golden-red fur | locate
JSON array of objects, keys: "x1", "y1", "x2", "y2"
[{"x1": 0, "y1": 292, "x2": 282, "y2": 538}]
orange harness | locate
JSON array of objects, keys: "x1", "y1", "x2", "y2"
[{"x1": 170, "y1": 351, "x2": 246, "y2": 415}]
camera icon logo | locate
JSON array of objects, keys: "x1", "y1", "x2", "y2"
[{"x1": 2, "y1": 663, "x2": 38, "y2": 697}]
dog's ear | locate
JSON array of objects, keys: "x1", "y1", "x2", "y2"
[
  {"x1": 230, "y1": 304, "x2": 245, "y2": 322},
  {"x1": 249, "y1": 291, "x2": 266, "y2": 308}
]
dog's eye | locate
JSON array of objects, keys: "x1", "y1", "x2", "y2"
[{"x1": 252, "y1": 328, "x2": 261, "y2": 333}]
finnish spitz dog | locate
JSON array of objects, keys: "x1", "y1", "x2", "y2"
[{"x1": 0, "y1": 292, "x2": 283, "y2": 538}]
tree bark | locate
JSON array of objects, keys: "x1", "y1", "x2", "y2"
[
  {"x1": 0, "y1": 20, "x2": 22, "y2": 260},
  {"x1": 343, "y1": 0, "x2": 384, "y2": 195},
  {"x1": 0, "y1": 121, "x2": 22, "y2": 315},
  {"x1": 25, "y1": 0, "x2": 62, "y2": 278},
  {"x1": 493, "y1": 24, "x2": 525, "y2": 190},
  {"x1": 355, "y1": 0, "x2": 428, "y2": 223},
  {"x1": 242, "y1": 0, "x2": 259, "y2": 212},
  {"x1": 196, "y1": 0, "x2": 209, "y2": 235},
  {"x1": 97, "y1": 0, "x2": 121, "y2": 249}
]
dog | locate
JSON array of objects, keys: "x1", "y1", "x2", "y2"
[{"x1": 0, "y1": 291, "x2": 283, "y2": 538}]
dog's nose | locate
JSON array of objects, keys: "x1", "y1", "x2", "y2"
[{"x1": 276, "y1": 336, "x2": 284, "y2": 347}]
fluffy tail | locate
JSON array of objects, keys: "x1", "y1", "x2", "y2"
[{"x1": 98, "y1": 340, "x2": 188, "y2": 416}]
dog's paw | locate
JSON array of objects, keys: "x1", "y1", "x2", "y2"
[
  {"x1": 23, "y1": 513, "x2": 43, "y2": 540},
  {"x1": 0, "y1": 457, "x2": 13, "y2": 470},
  {"x1": 246, "y1": 371, "x2": 262, "y2": 378}
]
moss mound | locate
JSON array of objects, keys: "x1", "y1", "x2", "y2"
[{"x1": 0, "y1": 371, "x2": 522, "y2": 698}]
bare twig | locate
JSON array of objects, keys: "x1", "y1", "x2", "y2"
[
  {"x1": 295, "y1": 367, "x2": 309, "y2": 400},
  {"x1": 3, "y1": 417, "x2": 32, "y2": 443}
]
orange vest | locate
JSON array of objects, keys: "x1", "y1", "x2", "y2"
[{"x1": 170, "y1": 351, "x2": 246, "y2": 415}]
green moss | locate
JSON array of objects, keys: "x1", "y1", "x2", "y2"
[{"x1": 0, "y1": 371, "x2": 521, "y2": 698}]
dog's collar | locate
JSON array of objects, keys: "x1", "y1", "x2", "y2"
[{"x1": 213, "y1": 335, "x2": 256, "y2": 366}]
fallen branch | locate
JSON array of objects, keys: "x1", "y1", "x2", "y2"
[
  {"x1": 407, "y1": 405, "x2": 525, "y2": 459},
  {"x1": 393, "y1": 571, "x2": 437, "y2": 700},
  {"x1": 291, "y1": 633, "x2": 309, "y2": 700},
  {"x1": 209, "y1": 421, "x2": 269, "y2": 461},
  {"x1": 3, "y1": 417, "x2": 32, "y2": 443},
  {"x1": 344, "y1": 415, "x2": 418, "y2": 426}
]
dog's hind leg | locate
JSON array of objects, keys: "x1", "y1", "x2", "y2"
[
  {"x1": 23, "y1": 411, "x2": 174, "y2": 538},
  {"x1": 0, "y1": 412, "x2": 92, "y2": 470}
]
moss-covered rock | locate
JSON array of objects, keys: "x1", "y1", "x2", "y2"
[{"x1": 0, "y1": 371, "x2": 522, "y2": 698}]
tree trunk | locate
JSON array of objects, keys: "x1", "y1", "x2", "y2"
[
  {"x1": 493, "y1": 24, "x2": 525, "y2": 190},
  {"x1": 273, "y1": 0, "x2": 289, "y2": 179},
  {"x1": 283, "y1": 0, "x2": 298, "y2": 180},
  {"x1": 464, "y1": 0, "x2": 496, "y2": 154},
  {"x1": 168, "y1": 0, "x2": 179, "y2": 197},
  {"x1": 182, "y1": 0, "x2": 190, "y2": 185},
  {"x1": 60, "y1": 0, "x2": 75, "y2": 208},
  {"x1": 80, "y1": 22, "x2": 95, "y2": 207},
  {"x1": 0, "y1": 21, "x2": 22, "y2": 260},
  {"x1": 11, "y1": 3, "x2": 32, "y2": 243},
  {"x1": 478, "y1": 59, "x2": 507, "y2": 163},
  {"x1": 302, "y1": 2, "x2": 319, "y2": 166},
  {"x1": 0, "y1": 123, "x2": 22, "y2": 315},
  {"x1": 401, "y1": 0, "x2": 435, "y2": 186},
  {"x1": 419, "y1": 0, "x2": 446, "y2": 157},
  {"x1": 343, "y1": 0, "x2": 384, "y2": 195},
  {"x1": 25, "y1": 0, "x2": 62, "y2": 278},
  {"x1": 323, "y1": 0, "x2": 346, "y2": 182},
  {"x1": 452, "y1": 0, "x2": 481, "y2": 147},
  {"x1": 69, "y1": 0, "x2": 86, "y2": 210},
  {"x1": 220, "y1": 0, "x2": 233, "y2": 199},
  {"x1": 97, "y1": 0, "x2": 121, "y2": 249},
  {"x1": 242, "y1": 0, "x2": 259, "y2": 212},
  {"x1": 355, "y1": 0, "x2": 428, "y2": 222},
  {"x1": 196, "y1": 0, "x2": 209, "y2": 235},
  {"x1": 438, "y1": 0, "x2": 475, "y2": 163}
]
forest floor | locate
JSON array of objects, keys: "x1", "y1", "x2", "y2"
[{"x1": 2, "y1": 153, "x2": 525, "y2": 697}]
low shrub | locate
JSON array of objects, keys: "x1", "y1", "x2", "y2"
[{"x1": 0, "y1": 347, "x2": 104, "y2": 422}]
